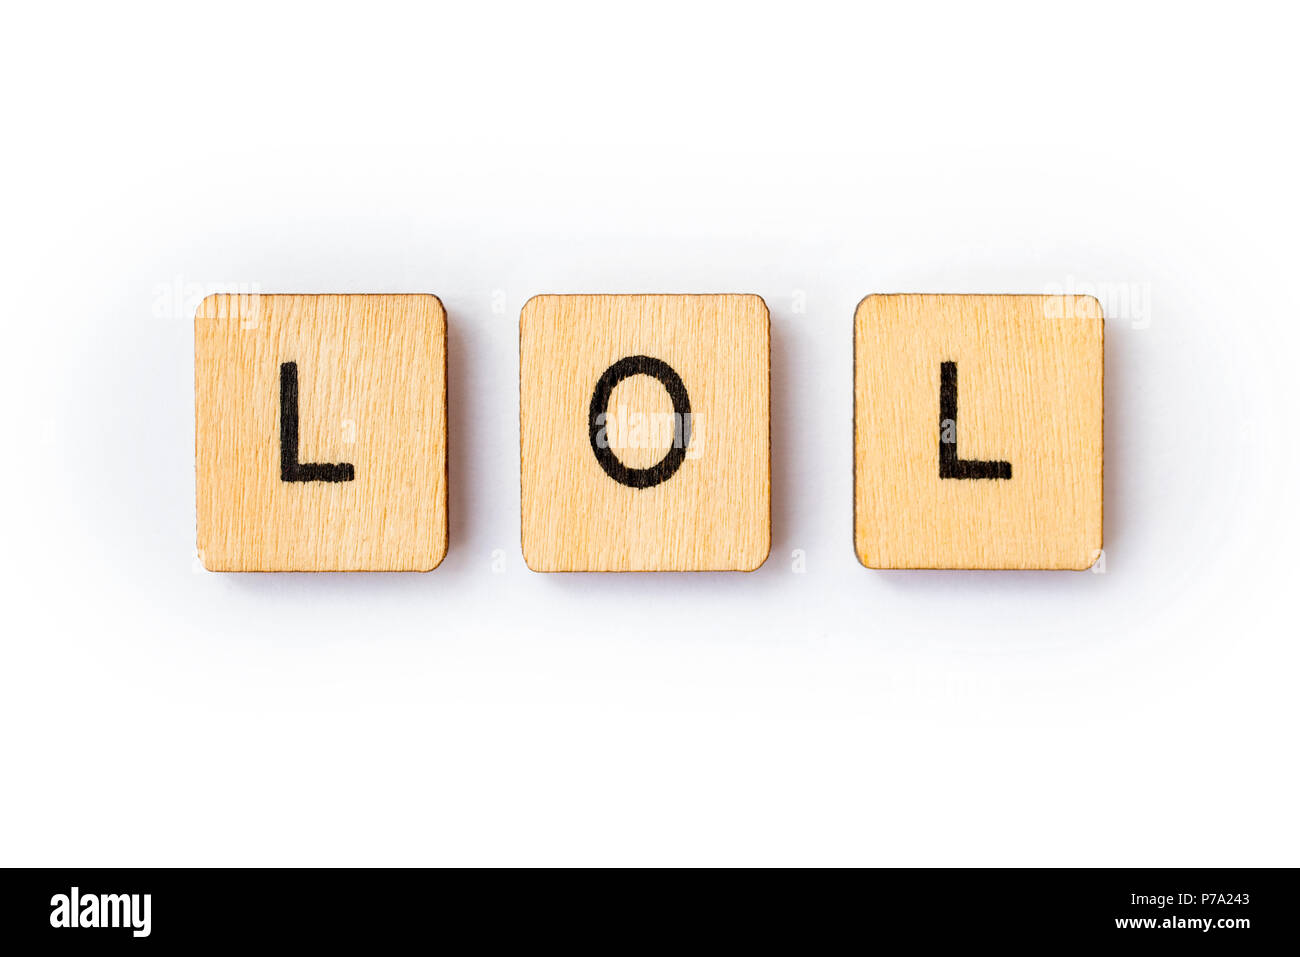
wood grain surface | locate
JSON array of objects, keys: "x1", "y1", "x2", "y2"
[
  {"x1": 520, "y1": 294, "x2": 770, "y2": 571},
  {"x1": 196, "y1": 294, "x2": 447, "y2": 571},
  {"x1": 854, "y1": 294, "x2": 1103, "y2": 569}
]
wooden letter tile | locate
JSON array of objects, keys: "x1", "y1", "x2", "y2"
[
  {"x1": 854, "y1": 294, "x2": 1103, "y2": 569},
  {"x1": 196, "y1": 294, "x2": 448, "y2": 571},
  {"x1": 520, "y1": 294, "x2": 770, "y2": 571}
]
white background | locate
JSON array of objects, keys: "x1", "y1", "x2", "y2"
[{"x1": 2, "y1": 1, "x2": 1296, "y2": 866}]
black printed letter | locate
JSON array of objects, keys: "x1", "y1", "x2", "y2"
[
  {"x1": 588, "y1": 355, "x2": 691, "y2": 489},
  {"x1": 938, "y1": 361, "x2": 1011, "y2": 480},
  {"x1": 280, "y1": 361, "x2": 355, "y2": 483}
]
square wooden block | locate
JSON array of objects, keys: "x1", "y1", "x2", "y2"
[
  {"x1": 520, "y1": 294, "x2": 770, "y2": 571},
  {"x1": 854, "y1": 294, "x2": 1103, "y2": 569},
  {"x1": 196, "y1": 294, "x2": 447, "y2": 571}
]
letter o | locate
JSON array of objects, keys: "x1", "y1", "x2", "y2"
[{"x1": 588, "y1": 355, "x2": 692, "y2": 489}]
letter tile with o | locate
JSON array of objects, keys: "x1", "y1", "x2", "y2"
[{"x1": 520, "y1": 294, "x2": 771, "y2": 571}]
